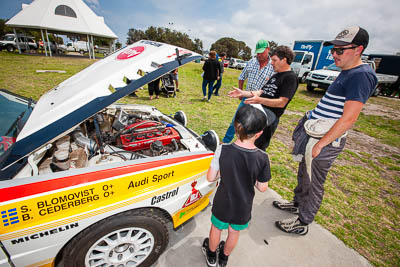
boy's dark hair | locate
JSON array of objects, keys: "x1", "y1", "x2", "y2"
[
  {"x1": 220, "y1": 52, "x2": 226, "y2": 57},
  {"x1": 271, "y1": 45, "x2": 295, "y2": 65},
  {"x1": 234, "y1": 105, "x2": 267, "y2": 141}
]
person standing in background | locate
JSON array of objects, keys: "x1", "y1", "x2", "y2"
[
  {"x1": 202, "y1": 51, "x2": 221, "y2": 102},
  {"x1": 222, "y1": 39, "x2": 274, "y2": 143},
  {"x1": 228, "y1": 46, "x2": 299, "y2": 150},
  {"x1": 213, "y1": 52, "x2": 226, "y2": 96}
]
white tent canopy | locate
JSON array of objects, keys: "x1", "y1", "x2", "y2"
[{"x1": 6, "y1": 0, "x2": 118, "y2": 58}]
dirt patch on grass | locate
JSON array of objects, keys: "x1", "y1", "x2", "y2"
[{"x1": 361, "y1": 101, "x2": 398, "y2": 120}]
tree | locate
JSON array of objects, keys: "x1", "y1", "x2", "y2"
[
  {"x1": 115, "y1": 41, "x2": 122, "y2": 49},
  {"x1": 268, "y1": 40, "x2": 278, "y2": 52},
  {"x1": 193, "y1": 38, "x2": 203, "y2": 54},
  {"x1": 0, "y1": 19, "x2": 13, "y2": 38},
  {"x1": 126, "y1": 26, "x2": 202, "y2": 53},
  {"x1": 210, "y1": 37, "x2": 252, "y2": 60}
]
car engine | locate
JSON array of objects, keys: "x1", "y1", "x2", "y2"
[{"x1": 15, "y1": 105, "x2": 217, "y2": 178}]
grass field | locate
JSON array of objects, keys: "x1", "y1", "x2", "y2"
[{"x1": 0, "y1": 52, "x2": 399, "y2": 266}]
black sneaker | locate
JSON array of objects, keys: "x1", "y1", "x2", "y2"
[
  {"x1": 129, "y1": 92, "x2": 139, "y2": 98},
  {"x1": 217, "y1": 241, "x2": 228, "y2": 267},
  {"x1": 275, "y1": 216, "x2": 308, "y2": 235},
  {"x1": 202, "y1": 238, "x2": 217, "y2": 267},
  {"x1": 272, "y1": 200, "x2": 299, "y2": 214}
]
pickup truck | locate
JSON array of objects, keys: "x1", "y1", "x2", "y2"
[
  {"x1": 305, "y1": 61, "x2": 398, "y2": 96},
  {"x1": 0, "y1": 34, "x2": 38, "y2": 52}
]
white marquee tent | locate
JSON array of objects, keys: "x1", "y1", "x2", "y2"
[{"x1": 6, "y1": 0, "x2": 118, "y2": 59}]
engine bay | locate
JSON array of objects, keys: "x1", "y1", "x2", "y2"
[{"x1": 15, "y1": 104, "x2": 217, "y2": 178}]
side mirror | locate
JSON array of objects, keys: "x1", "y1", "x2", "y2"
[
  {"x1": 201, "y1": 130, "x2": 219, "y2": 152},
  {"x1": 174, "y1": 111, "x2": 187, "y2": 126}
]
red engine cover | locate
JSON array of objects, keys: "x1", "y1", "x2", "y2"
[{"x1": 120, "y1": 120, "x2": 180, "y2": 151}]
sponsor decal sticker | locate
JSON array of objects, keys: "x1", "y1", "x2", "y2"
[
  {"x1": 167, "y1": 49, "x2": 192, "y2": 58},
  {"x1": 1, "y1": 208, "x2": 19, "y2": 226},
  {"x1": 182, "y1": 181, "x2": 202, "y2": 208},
  {"x1": 151, "y1": 187, "x2": 179, "y2": 205},
  {"x1": 0, "y1": 157, "x2": 212, "y2": 235},
  {"x1": 117, "y1": 46, "x2": 145, "y2": 60},
  {"x1": 11, "y1": 223, "x2": 79, "y2": 245}
]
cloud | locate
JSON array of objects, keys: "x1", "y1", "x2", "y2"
[
  {"x1": 84, "y1": 0, "x2": 100, "y2": 10},
  {"x1": 90, "y1": 0, "x2": 400, "y2": 54},
  {"x1": 166, "y1": 0, "x2": 400, "y2": 54}
]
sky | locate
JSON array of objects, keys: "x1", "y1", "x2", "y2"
[{"x1": 1, "y1": 0, "x2": 400, "y2": 55}]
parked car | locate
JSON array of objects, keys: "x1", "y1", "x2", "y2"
[
  {"x1": 0, "y1": 33, "x2": 38, "y2": 52},
  {"x1": 40, "y1": 41, "x2": 67, "y2": 54},
  {"x1": 229, "y1": 58, "x2": 246, "y2": 69},
  {"x1": 305, "y1": 61, "x2": 398, "y2": 95},
  {"x1": 305, "y1": 63, "x2": 341, "y2": 91},
  {"x1": 0, "y1": 41, "x2": 219, "y2": 267},
  {"x1": 223, "y1": 59, "x2": 230, "y2": 67}
]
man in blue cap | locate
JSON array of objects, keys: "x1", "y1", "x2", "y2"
[{"x1": 222, "y1": 39, "x2": 274, "y2": 144}]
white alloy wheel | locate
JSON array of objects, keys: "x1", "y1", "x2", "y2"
[{"x1": 85, "y1": 227, "x2": 155, "y2": 266}]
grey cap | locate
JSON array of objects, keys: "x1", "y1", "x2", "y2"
[{"x1": 323, "y1": 26, "x2": 369, "y2": 48}]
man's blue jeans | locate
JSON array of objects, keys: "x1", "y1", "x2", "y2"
[
  {"x1": 213, "y1": 73, "x2": 223, "y2": 95},
  {"x1": 202, "y1": 79, "x2": 215, "y2": 100},
  {"x1": 222, "y1": 98, "x2": 246, "y2": 143}
]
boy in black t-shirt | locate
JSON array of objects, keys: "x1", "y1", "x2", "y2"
[{"x1": 202, "y1": 104, "x2": 272, "y2": 267}]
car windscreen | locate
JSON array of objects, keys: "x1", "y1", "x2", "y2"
[
  {"x1": 0, "y1": 90, "x2": 34, "y2": 138},
  {"x1": 3, "y1": 36, "x2": 14, "y2": 41},
  {"x1": 327, "y1": 64, "x2": 341, "y2": 71},
  {"x1": 293, "y1": 52, "x2": 304, "y2": 63}
]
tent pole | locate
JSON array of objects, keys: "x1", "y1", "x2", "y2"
[
  {"x1": 41, "y1": 29, "x2": 48, "y2": 56},
  {"x1": 13, "y1": 28, "x2": 22, "y2": 54},
  {"x1": 91, "y1": 35, "x2": 95, "y2": 59},
  {"x1": 45, "y1": 29, "x2": 52, "y2": 57},
  {"x1": 87, "y1": 34, "x2": 91, "y2": 59}
]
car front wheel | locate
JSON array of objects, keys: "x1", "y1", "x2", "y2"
[
  {"x1": 306, "y1": 84, "x2": 315, "y2": 92},
  {"x1": 301, "y1": 73, "x2": 308, "y2": 83},
  {"x1": 59, "y1": 209, "x2": 169, "y2": 267},
  {"x1": 6, "y1": 45, "x2": 14, "y2": 52}
]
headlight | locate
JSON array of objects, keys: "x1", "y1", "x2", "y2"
[{"x1": 327, "y1": 76, "x2": 337, "y2": 81}]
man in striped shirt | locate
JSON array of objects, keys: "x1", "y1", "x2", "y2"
[
  {"x1": 273, "y1": 26, "x2": 378, "y2": 235},
  {"x1": 222, "y1": 39, "x2": 275, "y2": 143}
]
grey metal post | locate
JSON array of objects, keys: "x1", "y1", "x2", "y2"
[
  {"x1": 40, "y1": 29, "x2": 48, "y2": 56},
  {"x1": 13, "y1": 28, "x2": 21, "y2": 54},
  {"x1": 91, "y1": 35, "x2": 95, "y2": 59},
  {"x1": 87, "y1": 34, "x2": 91, "y2": 59},
  {"x1": 45, "y1": 29, "x2": 52, "y2": 57}
]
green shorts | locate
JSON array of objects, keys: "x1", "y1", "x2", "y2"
[{"x1": 211, "y1": 214, "x2": 249, "y2": 231}]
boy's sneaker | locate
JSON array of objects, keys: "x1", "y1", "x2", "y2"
[
  {"x1": 272, "y1": 200, "x2": 299, "y2": 214},
  {"x1": 275, "y1": 216, "x2": 308, "y2": 235},
  {"x1": 217, "y1": 241, "x2": 228, "y2": 267},
  {"x1": 202, "y1": 238, "x2": 217, "y2": 267}
]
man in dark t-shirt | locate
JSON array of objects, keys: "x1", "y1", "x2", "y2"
[{"x1": 228, "y1": 45, "x2": 299, "y2": 150}]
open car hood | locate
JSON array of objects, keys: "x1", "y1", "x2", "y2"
[{"x1": 1, "y1": 40, "x2": 200, "y2": 170}]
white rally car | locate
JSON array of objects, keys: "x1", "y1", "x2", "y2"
[{"x1": 0, "y1": 40, "x2": 219, "y2": 267}]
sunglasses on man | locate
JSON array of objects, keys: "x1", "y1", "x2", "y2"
[{"x1": 330, "y1": 46, "x2": 359, "y2": 55}]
